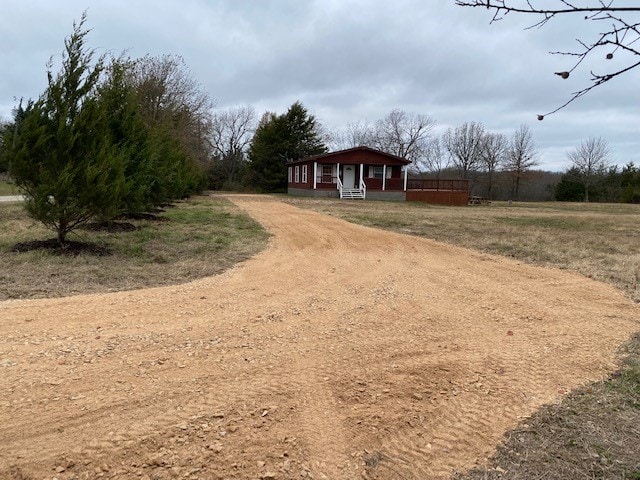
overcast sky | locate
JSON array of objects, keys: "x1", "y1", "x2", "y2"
[{"x1": 1, "y1": 1, "x2": 638, "y2": 171}]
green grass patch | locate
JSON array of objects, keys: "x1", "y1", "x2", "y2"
[
  {"x1": 0, "y1": 180, "x2": 18, "y2": 195},
  {"x1": 350, "y1": 214, "x2": 411, "y2": 229},
  {"x1": 0, "y1": 195, "x2": 269, "y2": 299}
]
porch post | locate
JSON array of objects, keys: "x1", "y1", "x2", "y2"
[
  {"x1": 403, "y1": 166, "x2": 408, "y2": 191},
  {"x1": 382, "y1": 165, "x2": 386, "y2": 191},
  {"x1": 359, "y1": 164, "x2": 363, "y2": 187},
  {"x1": 313, "y1": 161, "x2": 317, "y2": 189}
]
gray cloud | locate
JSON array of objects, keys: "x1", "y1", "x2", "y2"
[{"x1": 1, "y1": 0, "x2": 638, "y2": 171}]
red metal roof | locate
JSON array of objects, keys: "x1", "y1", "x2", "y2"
[{"x1": 287, "y1": 146, "x2": 411, "y2": 166}]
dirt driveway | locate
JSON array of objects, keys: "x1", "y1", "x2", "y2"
[{"x1": 1, "y1": 195, "x2": 638, "y2": 480}]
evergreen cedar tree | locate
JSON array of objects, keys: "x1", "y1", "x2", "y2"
[
  {"x1": 0, "y1": 122, "x2": 10, "y2": 173},
  {"x1": 248, "y1": 102, "x2": 327, "y2": 192},
  {"x1": 7, "y1": 16, "x2": 125, "y2": 246},
  {"x1": 555, "y1": 163, "x2": 640, "y2": 203},
  {"x1": 4, "y1": 15, "x2": 207, "y2": 246}
]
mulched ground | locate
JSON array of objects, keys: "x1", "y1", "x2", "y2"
[
  {"x1": 10, "y1": 239, "x2": 111, "y2": 256},
  {"x1": 121, "y1": 212, "x2": 169, "y2": 221},
  {"x1": 82, "y1": 221, "x2": 139, "y2": 232}
]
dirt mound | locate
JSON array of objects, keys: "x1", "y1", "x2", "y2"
[{"x1": 0, "y1": 195, "x2": 638, "y2": 479}]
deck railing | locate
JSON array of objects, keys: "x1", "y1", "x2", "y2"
[{"x1": 406, "y1": 178, "x2": 469, "y2": 192}]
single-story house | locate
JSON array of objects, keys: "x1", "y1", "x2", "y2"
[
  {"x1": 287, "y1": 146, "x2": 469, "y2": 205},
  {"x1": 287, "y1": 146, "x2": 410, "y2": 201}
]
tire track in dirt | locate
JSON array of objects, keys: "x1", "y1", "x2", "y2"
[
  {"x1": 229, "y1": 196, "x2": 639, "y2": 479},
  {"x1": 1, "y1": 194, "x2": 638, "y2": 479}
]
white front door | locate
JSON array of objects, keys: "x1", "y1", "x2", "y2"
[{"x1": 343, "y1": 165, "x2": 356, "y2": 188}]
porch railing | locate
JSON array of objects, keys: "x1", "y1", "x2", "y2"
[
  {"x1": 360, "y1": 179, "x2": 367, "y2": 199},
  {"x1": 337, "y1": 177, "x2": 343, "y2": 199},
  {"x1": 385, "y1": 178, "x2": 405, "y2": 191},
  {"x1": 316, "y1": 175, "x2": 338, "y2": 187},
  {"x1": 319, "y1": 174, "x2": 335, "y2": 184}
]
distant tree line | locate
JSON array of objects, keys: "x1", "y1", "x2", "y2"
[
  {"x1": 555, "y1": 137, "x2": 640, "y2": 203},
  {"x1": 555, "y1": 164, "x2": 640, "y2": 203},
  {"x1": 332, "y1": 120, "x2": 639, "y2": 203}
]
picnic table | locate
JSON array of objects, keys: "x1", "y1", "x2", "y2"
[{"x1": 468, "y1": 196, "x2": 491, "y2": 205}]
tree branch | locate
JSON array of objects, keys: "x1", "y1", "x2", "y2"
[
  {"x1": 539, "y1": 58, "x2": 640, "y2": 118},
  {"x1": 456, "y1": 1, "x2": 640, "y2": 118},
  {"x1": 455, "y1": 1, "x2": 640, "y2": 17}
]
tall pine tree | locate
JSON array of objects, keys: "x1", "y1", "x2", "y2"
[{"x1": 248, "y1": 102, "x2": 326, "y2": 192}]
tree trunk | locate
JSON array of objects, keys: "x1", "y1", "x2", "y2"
[
  {"x1": 513, "y1": 174, "x2": 521, "y2": 201},
  {"x1": 57, "y1": 222, "x2": 67, "y2": 246},
  {"x1": 584, "y1": 180, "x2": 590, "y2": 203}
]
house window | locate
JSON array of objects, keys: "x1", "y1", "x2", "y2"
[
  {"x1": 369, "y1": 166, "x2": 383, "y2": 179},
  {"x1": 294, "y1": 166, "x2": 300, "y2": 183},
  {"x1": 386, "y1": 167, "x2": 392, "y2": 179},
  {"x1": 288, "y1": 167, "x2": 292, "y2": 183},
  {"x1": 302, "y1": 164, "x2": 308, "y2": 183},
  {"x1": 321, "y1": 164, "x2": 333, "y2": 183}
]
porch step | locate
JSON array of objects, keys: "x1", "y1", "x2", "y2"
[{"x1": 341, "y1": 188, "x2": 365, "y2": 199}]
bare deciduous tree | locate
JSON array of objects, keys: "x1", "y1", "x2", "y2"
[
  {"x1": 331, "y1": 110, "x2": 435, "y2": 167},
  {"x1": 132, "y1": 55, "x2": 212, "y2": 121},
  {"x1": 456, "y1": 1, "x2": 640, "y2": 117},
  {"x1": 481, "y1": 132, "x2": 508, "y2": 199},
  {"x1": 442, "y1": 121, "x2": 486, "y2": 180},
  {"x1": 505, "y1": 124, "x2": 539, "y2": 200},
  {"x1": 130, "y1": 54, "x2": 214, "y2": 168},
  {"x1": 567, "y1": 136, "x2": 612, "y2": 202},
  {"x1": 210, "y1": 106, "x2": 256, "y2": 158},
  {"x1": 372, "y1": 109, "x2": 436, "y2": 165},
  {"x1": 209, "y1": 105, "x2": 256, "y2": 187},
  {"x1": 417, "y1": 138, "x2": 450, "y2": 179},
  {"x1": 331, "y1": 121, "x2": 375, "y2": 150}
]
